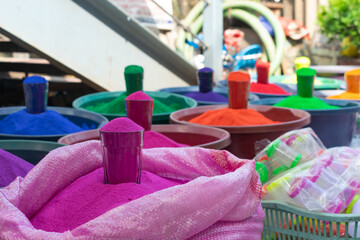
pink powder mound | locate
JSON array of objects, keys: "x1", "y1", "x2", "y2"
[
  {"x1": 143, "y1": 131, "x2": 189, "y2": 148},
  {"x1": 100, "y1": 117, "x2": 144, "y2": 132},
  {"x1": 125, "y1": 91, "x2": 153, "y2": 101},
  {"x1": 30, "y1": 169, "x2": 183, "y2": 232}
]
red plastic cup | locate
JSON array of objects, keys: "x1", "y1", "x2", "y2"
[
  {"x1": 227, "y1": 71, "x2": 250, "y2": 109},
  {"x1": 255, "y1": 60, "x2": 270, "y2": 84}
]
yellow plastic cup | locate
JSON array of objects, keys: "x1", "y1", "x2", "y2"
[{"x1": 295, "y1": 57, "x2": 311, "y2": 71}]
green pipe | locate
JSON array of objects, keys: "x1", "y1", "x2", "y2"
[
  {"x1": 222, "y1": 1, "x2": 286, "y2": 75},
  {"x1": 177, "y1": 1, "x2": 286, "y2": 75}
]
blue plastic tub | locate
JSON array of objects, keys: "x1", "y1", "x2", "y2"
[
  {"x1": 0, "y1": 106, "x2": 108, "y2": 141},
  {"x1": 158, "y1": 86, "x2": 259, "y2": 105},
  {"x1": 0, "y1": 140, "x2": 64, "y2": 165},
  {"x1": 250, "y1": 98, "x2": 360, "y2": 147}
]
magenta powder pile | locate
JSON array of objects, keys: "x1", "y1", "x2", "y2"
[
  {"x1": 100, "y1": 117, "x2": 144, "y2": 132},
  {"x1": 125, "y1": 90, "x2": 153, "y2": 101},
  {"x1": 30, "y1": 168, "x2": 184, "y2": 232},
  {"x1": 0, "y1": 148, "x2": 34, "y2": 187}
]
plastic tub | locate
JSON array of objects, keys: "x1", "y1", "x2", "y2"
[
  {"x1": 158, "y1": 86, "x2": 259, "y2": 105},
  {"x1": 58, "y1": 124, "x2": 231, "y2": 150},
  {"x1": 250, "y1": 98, "x2": 360, "y2": 148},
  {"x1": 169, "y1": 104, "x2": 311, "y2": 159},
  {"x1": 72, "y1": 91, "x2": 197, "y2": 123},
  {"x1": 0, "y1": 140, "x2": 64, "y2": 165},
  {"x1": 0, "y1": 106, "x2": 108, "y2": 141},
  {"x1": 0, "y1": 106, "x2": 108, "y2": 142}
]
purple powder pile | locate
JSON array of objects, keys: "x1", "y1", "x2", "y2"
[
  {"x1": 184, "y1": 91, "x2": 228, "y2": 103},
  {"x1": 0, "y1": 148, "x2": 34, "y2": 187},
  {"x1": 100, "y1": 117, "x2": 144, "y2": 132},
  {"x1": 0, "y1": 109, "x2": 91, "y2": 135},
  {"x1": 125, "y1": 91, "x2": 153, "y2": 101},
  {"x1": 144, "y1": 131, "x2": 189, "y2": 148},
  {"x1": 30, "y1": 168, "x2": 184, "y2": 232}
]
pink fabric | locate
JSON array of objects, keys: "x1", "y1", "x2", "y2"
[
  {"x1": 143, "y1": 130, "x2": 189, "y2": 148},
  {"x1": 0, "y1": 141, "x2": 264, "y2": 239}
]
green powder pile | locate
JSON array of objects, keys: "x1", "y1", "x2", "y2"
[
  {"x1": 85, "y1": 92, "x2": 180, "y2": 114},
  {"x1": 274, "y1": 95, "x2": 340, "y2": 110}
]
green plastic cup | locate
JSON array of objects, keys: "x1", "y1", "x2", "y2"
[
  {"x1": 296, "y1": 68, "x2": 316, "y2": 98},
  {"x1": 124, "y1": 65, "x2": 144, "y2": 95}
]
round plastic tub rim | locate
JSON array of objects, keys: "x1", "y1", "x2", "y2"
[
  {"x1": 72, "y1": 91, "x2": 198, "y2": 122},
  {"x1": 169, "y1": 104, "x2": 311, "y2": 134},
  {"x1": 58, "y1": 124, "x2": 231, "y2": 150}
]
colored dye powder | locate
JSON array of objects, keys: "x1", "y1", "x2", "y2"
[
  {"x1": 0, "y1": 109, "x2": 92, "y2": 135},
  {"x1": 125, "y1": 91, "x2": 153, "y2": 101},
  {"x1": 24, "y1": 75, "x2": 47, "y2": 84},
  {"x1": 100, "y1": 117, "x2": 144, "y2": 132},
  {"x1": 274, "y1": 95, "x2": 340, "y2": 110},
  {"x1": 250, "y1": 83, "x2": 290, "y2": 95},
  {"x1": 327, "y1": 92, "x2": 360, "y2": 100},
  {"x1": 189, "y1": 108, "x2": 280, "y2": 126},
  {"x1": 85, "y1": 92, "x2": 180, "y2": 114},
  {"x1": 0, "y1": 148, "x2": 34, "y2": 187},
  {"x1": 30, "y1": 168, "x2": 184, "y2": 232},
  {"x1": 143, "y1": 131, "x2": 189, "y2": 148},
  {"x1": 184, "y1": 92, "x2": 228, "y2": 102}
]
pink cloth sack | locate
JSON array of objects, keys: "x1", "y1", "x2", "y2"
[{"x1": 0, "y1": 140, "x2": 264, "y2": 239}]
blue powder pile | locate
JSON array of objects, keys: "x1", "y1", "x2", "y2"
[
  {"x1": 0, "y1": 109, "x2": 92, "y2": 135},
  {"x1": 184, "y1": 92, "x2": 228, "y2": 102}
]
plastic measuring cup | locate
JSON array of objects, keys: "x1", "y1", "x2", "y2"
[
  {"x1": 23, "y1": 76, "x2": 48, "y2": 114},
  {"x1": 265, "y1": 139, "x2": 302, "y2": 169},
  {"x1": 198, "y1": 67, "x2": 214, "y2": 93},
  {"x1": 125, "y1": 91, "x2": 154, "y2": 131},
  {"x1": 124, "y1": 65, "x2": 144, "y2": 95},
  {"x1": 345, "y1": 68, "x2": 360, "y2": 94},
  {"x1": 296, "y1": 68, "x2": 316, "y2": 98},
  {"x1": 227, "y1": 71, "x2": 250, "y2": 109},
  {"x1": 100, "y1": 118, "x2": 144, "y2": 184},
  {"x1": 295, "y1": 56, "x2": 311, "y2": 70},
  {"x1": 255, "y1": 60, "x2": 270, "y2": 84}
]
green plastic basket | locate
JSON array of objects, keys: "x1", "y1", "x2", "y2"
[{"x1": 262, "y1": 200, "x2": 360, "y2": 239}]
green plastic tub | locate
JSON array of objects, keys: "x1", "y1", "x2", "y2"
[
  {"x1": 262, "y1": 200, "x2": 360, "y2": 239},
  {"x1": 0, "y1": 140, "x2": 64, "y2": 165},
  {"x1": 72, "y1": 91, "x2": 197, "y2": 123}
]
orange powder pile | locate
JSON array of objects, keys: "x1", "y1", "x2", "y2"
[
  {"x1": 327, "y1": 91, "x2": 360, "y2": 100},
  {"x1": 189, "y1": 108, "x2": 281, "y2": 126}
]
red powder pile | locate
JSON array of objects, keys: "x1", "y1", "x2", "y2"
[
  {"x1": 189, "y1": 108, "x2": 280, "y2": 126},
  {"x1": 143, "y1": 131, "x2": 189, "y2": 148},
  {"x1": 250, "y1": 83, "x2": 290, "y2": 95},
  {"x1": 125, "y1": 91, "x2": 153, "y2": 101},
  {"x1": 30, "y1": 168, "x2": 184, "y2": 232},
  {"x1": 100, "y1": 117, "x2": 144, "y2": 132}
]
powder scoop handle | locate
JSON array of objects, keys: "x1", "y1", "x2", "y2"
[
  {"x1": 255, "y1": 60, "x2": 270, "y2": 84},
  {"x1": 124, "y1": 65, "x2": 144, "y2": 95},
  {"x1": 345, "y1": 68, "x2": 360, "y2": 93},
  {"x1": 198, "y1": 67, "x2": 213, "y2": 93},
  {"x1": 125, "y1": 92, "x2": 154, "y2": 131},
  {"x1": 23, "y1": 75, "x2": 48, "y2": 114},
  {"x1": 227, "y1": 71, "x2": 250, "y2": 109},
  {"x1": 296, "y1": 68, "x2": 316, "y2": 98},
  {"x1": 100, "y1": 118, "x2": 144, "y2": 184}
]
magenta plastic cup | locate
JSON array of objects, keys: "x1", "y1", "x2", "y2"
[
  {"x1": 100, "y1": 125, "x2": 144, "y2": 184},
  {"x1": 125, "y1": 92, "x2": 154, "y2": 131}
]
